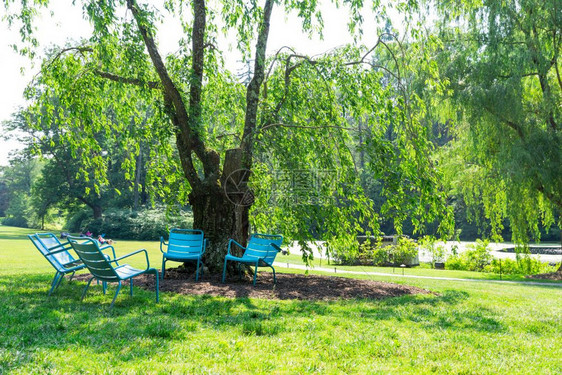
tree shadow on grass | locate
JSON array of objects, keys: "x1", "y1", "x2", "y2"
[{"x1": 0, "y1": 274, "x2": 506, "y2": 372}]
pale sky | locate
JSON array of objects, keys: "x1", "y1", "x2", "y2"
[{"x1": 0, "y1": 0, "x2": 396, "y2": 166}]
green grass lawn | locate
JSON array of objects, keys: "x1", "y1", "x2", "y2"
[{"x1": 1, "y1": 225, "x2": 561, "y2": 374}]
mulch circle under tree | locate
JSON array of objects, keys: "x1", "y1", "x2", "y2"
[{"x1": 77, "y1": 268, "x2": 432, "y2": 301}]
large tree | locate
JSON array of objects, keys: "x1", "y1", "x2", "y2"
[
  {"x1": 4, "y1": 0, "x2": 450, "y2": 273},
  {"x1": 433, "y1": 0, "x2": 561, "y2": 260}
]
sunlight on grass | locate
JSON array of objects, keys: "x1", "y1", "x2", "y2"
[{"x1": 1, "y1": 224, "x2": 561, "y2": 374}]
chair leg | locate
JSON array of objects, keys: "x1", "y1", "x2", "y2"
[
  {"x1": 253, "y1": 264, "x2": 258, "y2": 286},
  {"x1": 81, "y1": 276, "x2": 95, "y2": 301},
  {"x1": 103, "y1": 282, "x2": 107, "y2": 295},
  {"x1": 68, "y1": 271, "x2": 76, "y2": 282},
  {"x1": 161, "y1": 257, "x2": 166, "y2": 280},
  {"x1": 195, "y1": 259, "x2": 200, "y2": 281},
  {"x1": 110, "y1": 281, "x2": 122, "y2": 308},
  {"x1": 48, "y1": 272, "x2": 61, "y2": 296},
  {"x1": 222, "y1": 259, "x2": 228, "y2": 283},
  {"x1": 54, "y1": 273, "x2": 65, "y2": 290},
  {"x1": 270, "y1": 265, "x2": 277, "y2": 285},
  {"x1": 130, "y1": 278, "x2": 134, "y2": 296}
]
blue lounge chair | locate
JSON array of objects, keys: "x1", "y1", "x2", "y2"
[
  {"x1": 222, "y1": 233, "x2": 283, "y2": 286},
  {"x1": 160, "y1": 229, "x2": 206, "y2": 280},
  {"x1": 68, "y1": 236, "x2": 159, "y2": 308},
  {"x1": 28, "y1": 233, "x2": 100, "y2": 295}
]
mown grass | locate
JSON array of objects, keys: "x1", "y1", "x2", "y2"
[{"x1": 1, "y1": 225, "x2": 561, "y2": 374}]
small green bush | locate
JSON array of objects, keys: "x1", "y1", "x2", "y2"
[
  {"x1": 485, "y1": 256, "x2": 558, "y2": 275},
  {"x1": 446, "y1": 240, "x2": 492, "y2": 272},
  {"x1": 355, "y1": 237, "x2": 419, "y2": 266},
  {"x1": 419, "y1": 236, "x2": 446, "y2": 268},
  {"x1": 390, "y1": 237, "x2": 419, "y2": 265}
]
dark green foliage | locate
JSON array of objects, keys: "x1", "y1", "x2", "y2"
[
  {"x1": 0, "y1": 180, "x2": 9, "y2": 217},
  {"x1": 71, "y1": 208, "x2": 193, "y2": 241}
]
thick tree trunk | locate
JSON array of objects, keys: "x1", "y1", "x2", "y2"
[{"x1": 189, "y1": 185, "x2": 249, "y2": 274}]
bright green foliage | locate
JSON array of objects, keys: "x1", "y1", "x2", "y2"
[
  {"x1": 3, "y1": 0, "x2": 453, "y2": 266},
  {"x1": 434, "y1": 0, "x2": 562, "y2": 244},
  {"x1": 446, "y1": 240, "x2": 493, "y2": 272},
  {"x1": 419, "y1": 236, "x2": 446, "y2": 267},
  {"x1": 486, "y1": 256, "x2": 558, "y2": 276}
]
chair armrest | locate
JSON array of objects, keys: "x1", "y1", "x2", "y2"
[
  {"x1": 270, "y1": 243, "x2": 287, "y2": 255},
  {"x1": 60, "y1": 261, "x2": 85, "y2": 272},
  {"x1": 160, "y1": 237, "x2": 168, "y2": 254},
  {"x1": 227, "y1": 239, "x2": 245, "y2": 255},
  {"x1": 110, "y1": 249, "x2": 150, "y2": 271},
  {"x1": 99, "y1": 244, "x2": 117, "y2": 260},
  {"x1": 201, "y1": 239, "x2": 207, "y2": 255}
]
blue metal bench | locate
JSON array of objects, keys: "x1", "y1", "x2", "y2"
[
  {"x1": 222, "y1": 233, "x2": 283, "y2": 285},
  {"x1": 68, "y1": 236, "x2": 159, "y2": 308},
  {"x1": 160, "y1": 229, "x2": 206, "y2": 280}
]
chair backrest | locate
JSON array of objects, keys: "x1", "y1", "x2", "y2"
[
  {"x1": 166, "y1": 229, "x2": 205, "y2": 257},
  {"x1": 67, "y1": 237, "x2": 119, "y2": 282},
  {"x1": 245, "y1": 233, "x2": 283, "y2": 265},
  {"x1": 29, "y1": 233, "x2": 76, "y2": 272}
]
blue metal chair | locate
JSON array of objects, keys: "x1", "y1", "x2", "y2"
[
  {"x1": 160, "y1": 229, "x2": 206, "y2": 280},
  {"x1": 222, "y1": 233, "x2": 283, "y2": 286},
  {"x1": 68, "y1": 236, "x2": 159, "y2": 308},
  {"x1": 28, "y1": 233, "x2": 101, "y2": 295}
]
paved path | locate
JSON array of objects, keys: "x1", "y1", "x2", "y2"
[{"x1": 273, "y1": 262, "x2": 562, "y2": 288}]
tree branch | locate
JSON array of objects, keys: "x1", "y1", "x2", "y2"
[
  {"x1": 94, "y1": 70, "x2": 160, "y2": 89},
  {"x1": 260, "y1": 122, "x2": 360, "y2": 132},
  {"x1": 484, "y1": 105, "x2": 525, "y2": 139},
  {"x1": 239, "y1": 0, "x2": 275, "y2": 169},
  {"x1": 126, "y1": 0, "x2": 207, "y2": 186}
]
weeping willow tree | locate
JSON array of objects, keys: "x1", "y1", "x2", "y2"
[
  {"x1": 432, "y1": 0, "x2": 561, "y2": 268},
  {"x1": 4, "y1": 0, "x2": 452, "y2": 272}
]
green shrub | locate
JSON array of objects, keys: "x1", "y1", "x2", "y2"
[
  {"x1": 66, "y1": 209, "x2": 91, "y2": 233},
  {"x1": 444, "y1": 255, "x2": 465, "y2": 270},
  {"x1": 445, "y1": 240, "x2": 558, "y2": 275},
  {"x1": 445, "y1": 240, "x2": 492, "y2": 272},
  {"x1": 389, "y1": 237, "x2": 419, "y2": 265},
  {"x1": 353, "y1": 236, "x2": 419, "y2": 266},
  {"x1": 71, "y1": 207, "x2": 193, "y2": 241},
  {"x1": 485, "y1": 256, "x2": 558, "y2": 275},
  {"x1": 419, "y1": 236, "x2": 446, "y2": 268}
]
